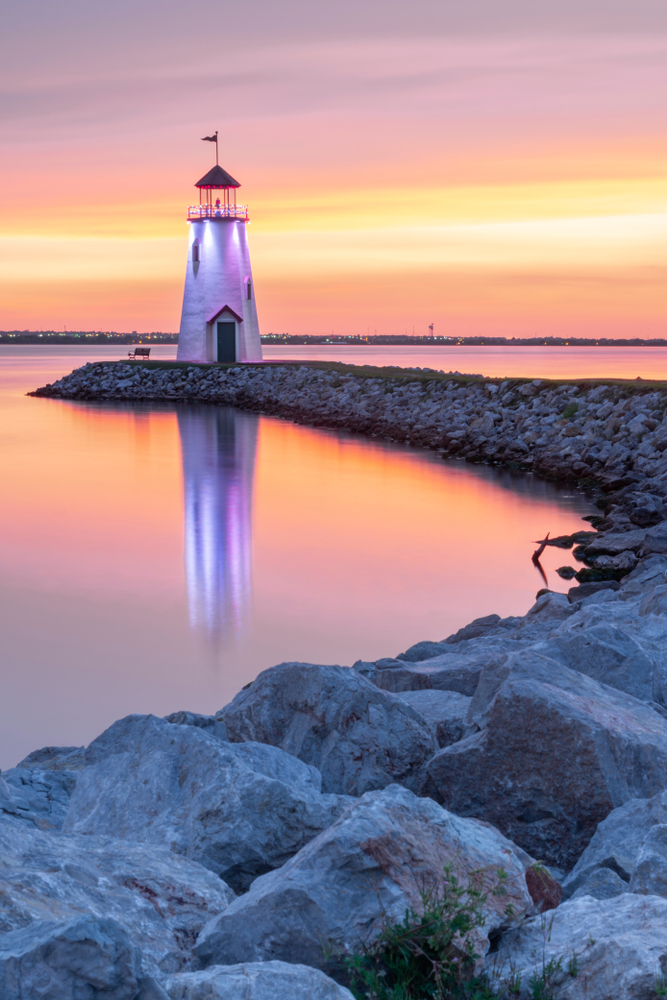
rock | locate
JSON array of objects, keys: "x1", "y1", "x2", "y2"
[
  {"x1": 592, "y1": 550, "x2": 638, "y2": 571},
  {"x1": 569, "y1": 867, "x2": 629, "y2": 901},
  {"x1": 0, "y1": 812, "x2": 233, "y2": 976},
  {"x1": 629, "y1": 824, "x2": 667, "y2": 896},
  {"x1": 523, "y1": 592, "x2": 575, "y2": 621},
  {"x1": 487, "y1": 894, "x2": 667, "y2": 1000},
  {"x1": 14, "y1": 745, "x2": 87, "y2": 771},
  {"x1": 373, "y1": 649, "x2": 490, "y2": 696},
  {"x1": 639, "y1": 584, "x2": 667, "y2": 617},
  {"x1": 562, "y1": 790, "x2": 667, "y2": 899},
  {"x1": 0, "y1": 916, "x2": 156, "y2": 1000},
  {"x1": 164, "y1": 711, "x2": 228, "y2": 741},
  {"x1": 218, "y1": 663, "x2": 436, "y2": 796},
  {"x1": 391, "y1": 689, "x2": 471, "y2": 747},
  {"x1": 619, "y1": 553, "x2": 667, "y2": 597},
  {"x1": 424, "y1": 652, "x2": 667, "y2": 870},
  {"x1": 567, "y1": 580, "x2": 619, "y2": 602},
  {"x1": 195, "y1": 785, "x2": 539, "y2": 980},
  {"x1": 640, "y1": 520, "x2": 667, "y2": 555},
  {"x1": 544, "y1": 623, "x2": 663, "y2": 703},
  {"x1": 0, "y1": 767, "x2": 76, "y2": 830},
  {"x1": 63, "y1": 714, "x2": 348, "y2": 893},
  {"x1": 584, "y1": 529, "x2": 646, "y2": 557},
  {"x1": 162, "y1": 962, "x2": 355, "y2": 1000}
]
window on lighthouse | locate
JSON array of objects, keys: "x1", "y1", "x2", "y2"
[
  {"x1": 192, "y1": 241, "x2": 200, "y2": 263},
  {"x1": 246, "y1": 280, "x2": 252, "y2": 300}
]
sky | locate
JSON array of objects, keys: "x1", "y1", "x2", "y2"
[{"x1": 1, "y1": 0, "x2": 666, "y2": 337}]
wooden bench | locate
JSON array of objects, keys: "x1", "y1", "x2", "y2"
[{"x1": 128, "y1": 347, "x2": 151, "y2": 360}]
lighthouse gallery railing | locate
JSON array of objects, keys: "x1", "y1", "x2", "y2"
[{"x1": 187, "y1": 205, "x2": 249, "y2": 221}]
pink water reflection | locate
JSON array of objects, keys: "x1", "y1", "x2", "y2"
[{"x1": 0, "y1": 346, "x2": 595, "y2": 767}]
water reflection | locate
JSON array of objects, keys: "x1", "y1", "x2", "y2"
[{"x1": 177, "y1": 406, "x2": 258, "y2": 645}]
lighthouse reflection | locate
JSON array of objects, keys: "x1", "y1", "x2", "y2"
[{"x1": 177, "y1": 406, "x2": 258, "y2": 645}]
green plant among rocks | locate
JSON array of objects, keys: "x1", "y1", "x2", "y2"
[
  {"x1": 346, "y1": 863, "x2": 511, "y2": 1000},
  {"x1": 346, "y1": 863, "x2": 578, "y2": 1000}
]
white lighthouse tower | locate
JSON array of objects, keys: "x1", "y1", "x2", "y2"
[{"x1": 177, "y1": 157, "x2": 262, "y2": 363}]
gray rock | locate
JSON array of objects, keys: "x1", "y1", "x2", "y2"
[
  {"x1": 523, "y1": 592, "x2": 575, "y2": 621},
  {"x1": 0, "y1": 812, "x2": 233, "y2": 976},
  {"x1": 639, "y1": 583, "x2": 667, "y2": 616},
  {"x1": 14, "y1": 745, "x2": 87, "y2": 771},
  {"x1": 630, "y1": 824, "x2": 667, "y2": 896},
  {"x1": 569, "y1": 867, "x2": 629, "y2": 901},
  {"x1": 567, "y1": 580, "x2": 619, "y2": 602},
  {"x1": 162, "y1": 962, "x2": 355, "y2": 1000},
  {"x1": 593, "y1": 550, "x2": 638, "y2": 571},
  {"x1": 0, "y1": 767, "x2": 76, "y2": 830},
  {"x1": 620, "y1": 554, "x2": 667, "y2": 597},
  {"x1": 391, "y1": 689, "x2": 471, "y2": 747},
  {"x1": 0, "y1": 916, "x2": 153, "y2": 1000},
  {"x1": 374, "y1": 650, "x2": 487, "y2": 696},
  {"x1": 584, "y1": 529, "x2": 647, "y2": 557},
  {"x1": 544, "y1": 624, "x2": 662, "y2": 703},
  {"x1": 218, "y1": 663, "x2": 435, "y2": 796},
  {"x1": 640, "y1": 520, "x2": 667, "y2": 555},
  {"x1": 487, "y1": 894, "x2": 667, "y2": 1000},
  {"x1": 64, "y1": 714, "x2": 348, "y2": 892},
  {"x1": 424, "y1": 652, "x2": 667, "y2": 870},
  {"x1": 164, "y1": 711, "x2": 228, "y2": 742},
  {"x1": 195, "y1": 785, "x2": 539, "y2": 980}
]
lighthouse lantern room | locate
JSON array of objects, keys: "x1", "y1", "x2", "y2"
[{"x1": 177, "y1": 156, "x2": 262, "y2": 364}]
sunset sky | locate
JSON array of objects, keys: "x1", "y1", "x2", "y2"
[{"x1": 1, "y1": 0, "x2": 666, "y2": 337}]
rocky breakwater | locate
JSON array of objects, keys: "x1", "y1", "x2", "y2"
[{"x1": 32, "y1": 360, "x2": 667, "y2": 489}]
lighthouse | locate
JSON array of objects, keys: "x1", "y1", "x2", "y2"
[{"x1": 177, "y1": 158, "x2": 262, "y2": 363}]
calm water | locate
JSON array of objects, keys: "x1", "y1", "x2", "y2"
[
  {"x1": 0, "y1": 346, "x2": 599, "y2": 767},
  {"x1": 264, "y1": 343, "x2": 667, "y2": 380}
]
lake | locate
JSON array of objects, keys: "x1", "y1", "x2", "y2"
[{"x1": 0, "y1": 345, "x2": 600, "y2": 767}]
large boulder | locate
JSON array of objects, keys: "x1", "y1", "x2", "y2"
[
  {"x1": 162, "y1": 962, "x2": 354, "y2": 1000},
  {"x1": 195, "y1": 785, "x2": 543, "y2": 981},
  {"x1": 391, "y1": 689, "x2": 471, "y2": 747},
  {"x1": 0, "y1": 812, "x2": 233, "y2": 977},
  {"x1": 63, "y1": 714, "x2": 349, "y2": 892},
  {"x1": 217, "y1": 663, "x2": 436, "y2": 795},
  {"x1": 487, "y1": 894, "x2": 667, "y2": 1000},
  {"x1": 543, "y1": 623, "x2": 665, "y2": 704},
  {"x1": 424, "y1": 651, "x2": 667, "y2": 870},
  {"x1": 373, "y1": 651, "x2": 486, "y2": 696},
  {"x1": 0, "y1": 916, "x2": 157, "y2": 1000},
  {"x1": 563, "y1": 790, "x2": 667, "y2": 899}
]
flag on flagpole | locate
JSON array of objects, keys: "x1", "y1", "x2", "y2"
[{"x1": 201, "y1": 134, "x2": 217, "y2": 142}]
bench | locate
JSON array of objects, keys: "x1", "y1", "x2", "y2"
[{"x1": 128, "y1": 347, "x2": 151, "y2": 359}]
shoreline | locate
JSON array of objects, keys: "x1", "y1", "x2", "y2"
[
  {"x1": 10, "y1": 357, "x2": 667, "y2": 996},
  {"x1": 32, "y1": 357, "x2": 667, "y2": 488}
]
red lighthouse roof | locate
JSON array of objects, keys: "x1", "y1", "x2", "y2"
[{"x1": 195, "y1": 165, "x2": 241, "y2": 189}]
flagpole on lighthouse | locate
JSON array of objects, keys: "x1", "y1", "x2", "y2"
[{"x1": 201, "y1": 130, "x2": 219, "y2": 165}]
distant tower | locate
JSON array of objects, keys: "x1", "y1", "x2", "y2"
[{"x1": 177, "y1": 160, "x2": 262, "y2": 363}]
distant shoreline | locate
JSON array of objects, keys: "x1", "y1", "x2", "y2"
[{"x1": 4, "y1": 332, "x2": 667, "y2": 348}]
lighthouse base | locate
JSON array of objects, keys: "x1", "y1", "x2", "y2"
[{"x1": 177, "y1": 219, "x2": 262, "y2": 364}]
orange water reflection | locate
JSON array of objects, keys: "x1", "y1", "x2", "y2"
[{"x1": 0, "y1": 347, "x2": 595, "y2": 767}]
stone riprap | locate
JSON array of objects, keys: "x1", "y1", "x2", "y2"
[
  {"x1": 31, "y1": 361, "x2": 667, "y2": 491},
  {"x1": 16, "y1": 359, "x2": 667, "y2": 996},
  {"x1": 486, "y1": 894, "x2": 667, "y2": 1000},
  {"x1": 62, "y1": 714, "x2": 350, "y2": 893},
  {"x1": 194, "y1": 784, "x2": 542, "y2": 980}
]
